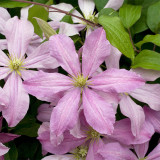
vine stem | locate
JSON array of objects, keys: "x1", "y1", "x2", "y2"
[
  {"x1": 128, "y1": 28, "x2": 140, "y2": 53},
  {"x1": 12, "y1": 0, "x2": 100, "y2": 27}
]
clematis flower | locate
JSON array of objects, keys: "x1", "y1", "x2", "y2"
[
  {"x1": 98, "y1": 141, "x2": 160, "y2": 160},
  {"x1": 105, "y1": 47, "x2": 160, "y2": 137},
  {"x1": 0, "y1": 117, "x2": 20, "y2": 158},
  {"x1": 49, "y1": 0, "x2": 125, "y2": 37},
  {"x1": 23, "y1": 27, "x2": 145, "y2": 145},
  {"x1": 0, "y1": 7, "x2": 44, "y2": 54},
  {"x1": 0, "y1": 16, "x2": 58, "y2": 127}
]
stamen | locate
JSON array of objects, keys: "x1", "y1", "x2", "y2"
[
  {"x1": 85, "y1": 127, "x2": 101, "y2": 142},
  {"x1": 8, "y1": 54, "x2": 25, "y2": 76},
  {"x1": 72, "y1": 145, "x2": 88, "y2": 160},
  {"x1": 71, "y1": 73, "x2": 88, "y2": 88}
]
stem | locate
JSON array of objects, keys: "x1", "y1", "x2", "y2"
[
  {"x1": 153, "y1": 44, "x2": 156, "y2": 51},
  {"x1": 128, "y1": 28, "x2": 140, "y2": 53},
  {"x1": 12, "y1": 0, "x2": 100, "y2": 27}
]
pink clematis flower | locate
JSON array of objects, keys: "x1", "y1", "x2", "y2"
[
  {"x1": 0, "y1": 16, "x2": 58, "y2": 127},
  {"x1": 105, "y1": 47, "x2": 160, "y2": 137},
  {"x1": 0, "y1": 117, "x2": 20, "y2": 158},
  {"x1": 98, "y1": 141, "x2": 160, "y2": 160},
  {"x1": 23, "y1": 28, "x2": 145, "y2": 145}
]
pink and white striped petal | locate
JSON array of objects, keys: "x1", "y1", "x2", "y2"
[
  {"x1": 0, "y1": 50, "x2": 9, "y2": 66},
  {"x1": 2, "y1": 72, "x2": 29, "y2": 127},
  {"x1": 98, "y1": 142, "x2": 137, "y2": 160},
  {"x1": 130, "y1": 84, "x2": 160, "y2": 111},
  {"x1": 50, "y1": 88, "x2": 81, "y2": 145},
  {"x1": 42, "y1": 155, "x2": 74, "y2": 160},
  {"x1": 0, "y1": 143, "x2": 9, "y2": 156},
  {"x1": 134, "y1": 142, "x2": 149, "y2": 159},
  {"x1": 23, "y1": 71, "x2": 73, "y2": 102},
  {"x1": 91, "y1": 68, "x2": 145, "y2": 93},
  {"x1": 120, "y1": 95, "x2": 145, "y2": 137},
  {"x1": 49, "y1": 34, "x2": 80, "y2": 76},
  {"x1": 82, "y1": 28, "x2": 111, "y2": 78},
  {"x1": 4, "y1": 16, "x2": 34, "y2": 58},
  {"x1": 105, "y1": 46, "x2": 122, "y2": 69},
  {"x1": 78, "y1": 0, "x2": 95, "y2": 17},
  {"x1": 24, "y1": 41, "x2": 59, "y2": 69},
  {"x1": 83, "y1": 88, "x2": 115, "y2": 135},
  {"x1": 104, "y1": 0, "x2": 124, "y2": 10}
]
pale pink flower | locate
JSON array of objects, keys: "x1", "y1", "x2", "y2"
[
  {"x1": 0, "y1": 16, "x2": 58, "y2": 127},
  {"x1": 105, "y1": 47, "x2": 160, "y2": 137},
  {"x1": 24, "y1": 28, "x2": 145, "y2": 145}
]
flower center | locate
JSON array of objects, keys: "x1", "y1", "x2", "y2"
[
  {"x1": 72, "y1": 74, "x2": 88, "y2": 88},
  {"x1": 139, "y1": 158, "x2": 147, "y2": 160},
  {"x1": 8, "y1": 55, "x2": 24, "y2": 76},
  {"x1": 85, "y1": 127, "x2": 101, "y2": 142},
  {"x1": 85, "y1": 12, "x2": 97, "y2": 23},
  {"x1": 73, "y1": 146, "x2": 88, "y2": 160}
]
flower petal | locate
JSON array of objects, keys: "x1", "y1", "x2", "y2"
[
  {"x1": 130, "y1": 84, "x2": 160, "y2": 111},
  {"x1": 50, "y1": 88, "x2": 81, "y2": 145},
  {"x1": 132, "y1": 68, "x2": 160, "y2": 81},
  {"x1": 82, "y1": 88, "x2": 115, "y2": 135},
  {"x1": 0, "y1": 40, "x2": 7, "y2": 51},
  {"x1": 42, "y1": 155, "x2": 74, "y2": 160},
  {"x1": 82, "y1": 28, "x2": 111, "y2": 78},
  {"x1": 120, "y1": 95, "x2": 145, "y2": 136},
  {"x1": 108, "y1": 118, "x2": 154, "y2": 145},
  {"x1": 23, "y1": 71, "x2": 72, "y2": 102},
  {"x1": 38, "y1": 122, "x2": 85, "y2": 154},
  {"x1": 49, "y1": 34, "x2": 80, "y2": 76},
  {"x1": 37, "y1": 104, "x2": 53, "y2": 122},
  {"x1": 2, "y1": 72, "x2": 29, "y2": 127},
  {"x1": 49, "y1": 3, "x2": 74, "y2": 21},
  {"x1": 0, "y1": 50, "x2": 9, "y2": 66},
  {"x1": 0, "y1": 7, "x2": 11, "y2": 21},
  {"x1": 134, "y1": 142, "x2": 149, "y2": 159},
  {"x1": 144, "y1": 106, "x2": 160, "y2": 133},
  {"x1": 91, "y1": 68, "x2": 145, "y2": 93},
  {"x1": 78, "y1": 0, "x2": 95, "y2": 17},
  {"x1": 0, "y1": 133, "x2": 20, "y2": 144},
  {"x1": 24, "y1": 41, "x2": 59, "y2": 69},
  {"x1": 98, "y1": 142, "x2": 137, "y2": 160},
  {"x1": 0, "y1": 143, "x2": 9, "y2": 156},
  {"x1": 105, "y1": 46, "x2": 122, "y2": 69},
  {"x1": 0, "y1": 67, "x2": 10, "y2": 80},
  {"x1": 4, "y1": 16, "x2": 34, "y2": 58},
  {"x1": 104, "y1": 0, "x2": 124, "y2": 10}
]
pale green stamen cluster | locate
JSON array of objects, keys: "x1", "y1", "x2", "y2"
[
  {"x1": 139, "y1": 157, "x2": 147, "y2": 160},
  {"x1": 72, "y1": 74, "x2": 88, "y2": 88},
  {"x1": 8, "y1": 55, "x2": 24, "y2": 76},
  {"x1": 85, "y1": 127, "x2": 101, "y2": 142},
  {"x1": 84, "y1": 12, "x2": 96, "y2": 23},
  {"x1": 73, "y1": 146, "x2": 88, "y2": 160}
]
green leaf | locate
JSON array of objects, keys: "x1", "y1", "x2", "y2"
[
  {"x1": 119, "y1": 4, "x2": 142, "y2": 29},
  {"x1": 98, "y1": 15, "x2": 135, "y2": 60},
  {"x1": 4, "y1": 142, "x2": 18, "y2": 160},
  {"x1": 0, "y1": 0, "x2": 31, "y2": 8},
  {"x1": 147, "y1": 1, "x2": 160, "y2": 33},
  {"x1": 11, "y1": 115, "x2": 40, "y2": 137},
  {"x1": 132, "y1": 0, "x2": 160, "y2": 34},
  {"x1": 35, "y1": 17, "x2": 57, "y2": 39},
  {"x1": 98, "y1": 8, "x2": 119, "y2": 18},
  {"x1": 132, "y1": 50, "x2": 160, "y2": 70},
  {"x1": 94, "y1": 0, "x2": 108, "y2": 11},
  {"x1": 136, "y1": 34, "x2": 160, "y2": 48},
  {"x1": 28, "y1": 5, "x2": 49, "y2": 38}
]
